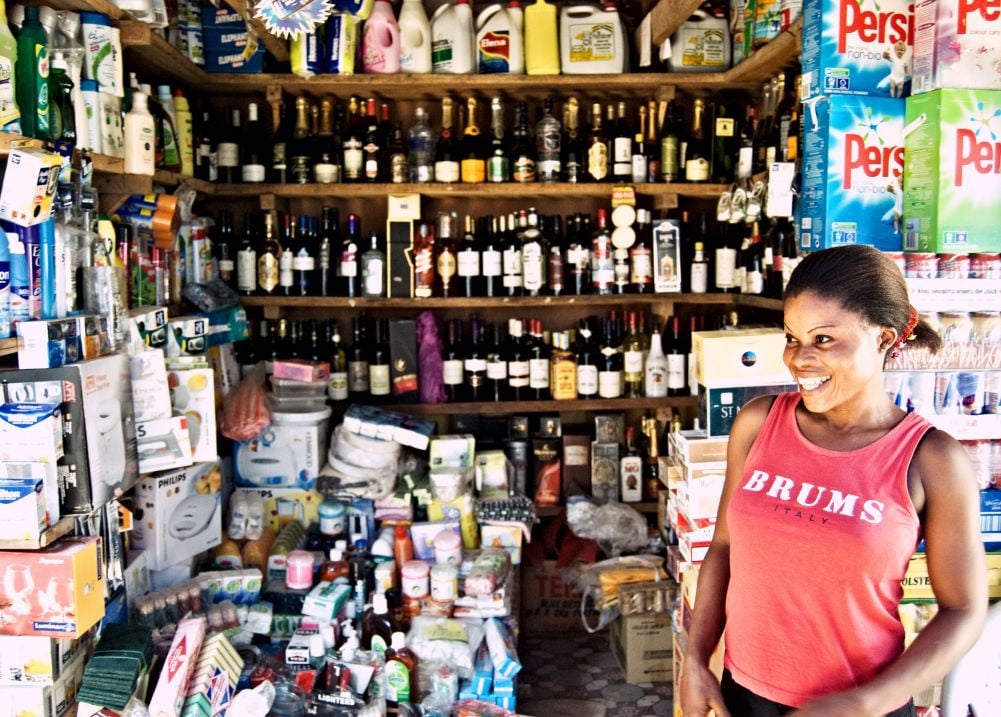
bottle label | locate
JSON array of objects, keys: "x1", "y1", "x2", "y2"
[
  {"x1": 631, "y1": 155, "x2": 647, "y2": 183},
  {"x1": 217, "y1": 141, "x2": 239, "y2": 168},
  {"x1": 365, "y1": 154, "x2": 379, "y2": 180},
  {"x1": 363, "y1": 258, "x2": 384, "y2": 296},
  {"x1": 508, "y1": 360, "x2": 530, "y2": 387},
  {"x1": 370, "y1": 365, "x2": 391, "y2": 396},
  {"x1": 482, "y1": 249, "x2": 502, "y2": 277},
  {"x1": 385, "y1": 659, "x2": 411, "y2": 704},
  {"x1": 620, "y1": 456, "x2": 643, "y2": 501},
  {"x1": 293, "y1": 251, "x2": 315, "y2": 272},
  {"x1": 35, "y1": 45, "x2": 49, "y2": 135},
  {"x1": 279, "y1": 250, "x2": 294, "y2": 287},
  {"x1": 738, "y1": 146, "x2": 754, "y2": 180},
  {"x1": 258, "y1": 253, "x2": 278, "y2": 292},
  {"x1": 219, "y1": 259, "x2": 235, "y2": 273},
  {"x1": 443, "y1": 359, "x2": 464, "y2": 385},
  {"x1": 630, "y1": 247, "x2": 653, "y2": 286},
  {"x1": 461, "y1": 158, "x2": 486, "y2": 183},
  {"x1": 715, "y1": 247, "x2": 737, "y2": 288},
  {"x1": 551, "y1": 360, "x2": 576, "y2": 400},
  {"x1": 438, "y1": 250, "x2": 457, "y2": 285},
  {"x1": 716, "y1": 118, "x2": 735, "y2": 137},
  {"x1": 237, "y1": 250, "x2": 256, "y2": 292},
  {"x1": 613, "y1": 137, "x2": 631, "y2": 163},
  {"x1": 241, "y1": 163, "x2": 266, "y2": 182},
  {"x1": 646, "y1": 363, "x2": 668, "y2": 397},
  {"x1": 343, "y1": 141, "x2": 363, "y2": 179},
  {"x1": 370, "y1": 635, "x2": 388, "y2": 655},
  {"x1": 624, "y1": 350, "x2": 644, "y2": 378},
  {"x1": 314, "y1": 161, "x2": 338, "y2": 183},
  {"x1": 291, "y1": 156, "x2": 311, "y2": 183},
  {"x1": 598, "y1": 370, "x2": 623, "y2": 398},
  {"x1": 661, "y1": 136, "x2": 679, "y2": 179},
  {"x1": 577, "y1": 365, "x2": 598, "y2": 396},
  {"x1": 456, "y1": 251, "x2": 479, "y2": 278},
  {"x1": 328, "y1": 371, "x2": 349, "y2": 400},
  {"x1": 434, "y1": 160, "x2": 460, "y2": 183},
  {"x1": 667, "y1": 354, "x2": 686, "y2": 390},
  {"x1": 587, "y1": 143, "x2": 608, "y2": 180},
  {"x1": 340, "y1": 245, "x2": 358, "y2": 277},
  {"x1": 522, "y1": 243, "x2": 544, "y2": 291},
  {"x1": 465, "y1": 358, "x2": 486, "y2": 388},
  {"x1": 502, "y1": 248, "x2": 522, "y2": 287},
  {"x1": 488, "y1": 156, "x2": 509, "y2": 183},
  {"x1": 529, "y1": 358, "x2": 550, "y2": 389},
  {"x1": 512, "y1": 156, "x2": 536, "y2": 183},
  {"x1": 349, "y1": 360, "x2": 369, "y2": 392},
  {"x1": 486, "y1": 359, "x2": 507, "y2": 380},
  {"x1": 685, "y1": 157, "x2": 710, "y2": 182},
  {"x1": 691, "y1": 262, "x2": 708, "y2": 293}
]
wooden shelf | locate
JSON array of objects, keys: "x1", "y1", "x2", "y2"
[
  {"x1": 642, "y1": 0, "x2": 704, "y2": 46},
  {"x1": 0, "y1": 516, "x2": 75, "y2": 551},
  {"x1": 728, "y1": 18, "x2": 803, "y2": 85},
  {"x1": 0, "y1": 337, "x2": 18, "y2": 358},
  {"x1": 379, "y1": 397, "x2": 698, "y2": 416},
  {"x1": 119, "y1": 21, "x2": 210, "y2": 87}
]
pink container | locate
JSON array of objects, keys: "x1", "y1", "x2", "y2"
[
  {"x1": 286, "y1": 550, "x2": 315, "y2": 590},
  {"x1": 432, "y1": 530, "x2": 462, "y2": 565},
  {"x1": 401, "y1": 559, "x2": 430, "y2": 599}
]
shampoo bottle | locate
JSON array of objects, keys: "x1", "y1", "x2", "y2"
[
  {"x1": 398, "y1": 0, "x2": 432, "y2": 73},
  {"x1": 172, "y1": 88, "x2": 195, "y2": 176},
  {"x1": 124, "y1": 91, "x2": 155, "y2": 175}
]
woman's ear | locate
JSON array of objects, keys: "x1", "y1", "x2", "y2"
[{"x1": 878, "y1": 326, "x2": 899, "y2": 353}]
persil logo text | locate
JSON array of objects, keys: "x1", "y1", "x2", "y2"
[
  {"x1": 838, "y1": 0, "x2": 913, "y2": 53},
  {"x1": 958, "y1": 0, "x2": 1001, "y2": 34},
  {"x1": 844, "y1": 133, "x2": 904, "y2": 189},
  {"x1": 954, "y1": 127, "x2": 1001, "y2": 186}
]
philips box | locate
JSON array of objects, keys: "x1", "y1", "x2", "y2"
[
  {"x1": 131, "y1": 462, "x2": 223, "y2": 571},
  {"x1": 801, "y1": 0, "x2": 914, "y2": 101},
  {"x1": 799, "y1": 94, "x2": 906, "y2": 252},
  {"x1": 912, "y1": 0, "x2": 1001, "y2": 94},
  {"x1": 903, "y1": 88, "x2": 1001, "y2": 253}
]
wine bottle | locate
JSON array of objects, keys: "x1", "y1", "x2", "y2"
[
  {"x1": 293, "y1": 214, "x2": 316, "y2": 296},
  {"x1": 442, "y1": 318, "x2": 465, "y2": 402},
  {"x1": 327, "y1": 319, "x2": 349, "y2": 401},
  {"x1": 660, "y1": 101, "x2": 680, "y2": 183},
  {"x1": 510, "y1": 102, "x2": 536, "y2": 183},
  {"x1": 342, "y1": 96, "x2": 365, "y2": 182},
  {"x1": 485, "y1": 321, "x2": 508, "y2": 401},
  {"x1": 257, "y1": 212, "x2": 280, "y2": 295},
  {"x1": 620, "y1": 426, "x2": 643, "y2": 503},
  {"x1": 487, "y1": 97, "x2": 510, "y2": 184},
  {"x1": 562, "y1": 97, "x2": 584, "y2": 183},
  {"x1": 215, "y1": 210, "x2": 236, "y2": 289},
  {"x1": 389, "y1": 120, "x2": 408, "y2": 183},
  {"x1": 340, "y1": 213, "x2": 361, "y2": 297},
  {"x1": 575, "y1": 317, "x2": 599, "y2": 399},
  {"x1": 691, "y1": 240, "x2": 709, "y2": 294},
  {"x1": 630, "y1": 209, "x2": 653, "y2": 293},
  {"x1": 597, "y1": 316, "x2": 623, "y2": 399},
  {"x1": 361, "y1": 231, "x2": 386, "y2": 298},
  {"x1": 348, "y1": 316, "x2": 370, "y2": 397},
  {"x1": 241, "y1": 102, "x2": 267, "y2": 183},
  {"x1": 237, "y1": 212, "x2": 257, "y2": 295},
  {"x1": 549, "y1": 331, "x2": 577, "y2": 400},
  {"x1": 289, "y1": 96, "x2": 313, "y2": 184},
  {"x1": 586, "y1": 102, "x2": 609, "y2": 182},
  {"x1": 646, "y1": 99, "x2": 661, "y2": 183},
  {"x1": 566, "y1": 213, "x2": 590, "y2": 295},
  {"x1": 319, "y1": 206, "x2": 339, "y2": 296},
  {"x1": 457, "y1": 214, "x2": 480, "y2": 297},
  {"x1": 520, "y1": 208, "x2": 546, "y2": 296},
  {"x1": 460, "y1": 97, "x2": 486, "y2": 183},
  {"x1": 684, "y1": 98, "x2": 710, "y2": 183},
  {"x1": 545, "y1": 214, "x2": 565, "y2": 296},
  {"x1": 464, "y1": 316, "x2": 487, "y2": 401},
  {"x1": 665, "y1": 315, "x2": 686, "y2": 396},
  {"x1": 435, "y1": 211, "x2": 458, "y2": 297},
  {"x1": 527, "y1": 319, "x2": 551, "y2": 401},
  {"x1": 480, "y1": 216, "x2": 502, "y2": 297},
  {"x1": 631, "y1": 103, "x2": 647, "y2": 183},
  {"x1": 313, "y1": 96, "x2": 341, "y2": 183},
  {"x1": 612, "y1": 100, "x2": 632, "y2": 182},
  {"x1": 363, "y1": 98, "x2": 383, "y2": 182},
  {"x1": 270, "y1": 98, "x2": 292, "y2": 183},
  {"x1": 715, "y1": 221, "x2": 738, "y2": 293},
  {"x1": 434, "y1": 96, "x2": 460, "y2": 183},
  {"x1": 591, "y1": 208, "x2": 613, "y2": 295},
  {"x1": 369, "y1": 319, "x2": 391, "y2": 400},
  {"x1": 278, "y1": 214, "x2": 295, "y2": 296},
  {"x1": 506, "y1": 318, "x2": 530, "y2": 401},
  {"x1": 217, "y1": 108, "x2": 241, "y2": 183},
  {"x1": 711, "y1": 101, "x2": 736, "y2": 184},
  {"x1": 197, "y1": 108, "x2": 218, "y2": 182},
  {"x1": 501, "y1": 214, "x2": 522, "y2": 297},
  {"x1": 623, "y1": 311, "x2": 645, "y2": 398},
  {"x1": 536, "y1": 96, "x2": 562, "y2": 183}
]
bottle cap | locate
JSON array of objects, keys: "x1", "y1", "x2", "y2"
[
  {"x1": 390, "y1": 632, "x2": 406, "y2": 650},
  {"x1": 329, "y1": 548, "x2": 344, "y2": 561},
  {"x1": 372, "y1": 593, "x2": 388, "y2": 614}
]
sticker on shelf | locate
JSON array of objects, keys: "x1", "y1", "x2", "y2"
[{"x1": 255, "y1": 0, "x2": 333, "y2": 39}]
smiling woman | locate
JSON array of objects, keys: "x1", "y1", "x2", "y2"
[{"x1": 680, "y1": 245, "x2": 987, "y2": 717}]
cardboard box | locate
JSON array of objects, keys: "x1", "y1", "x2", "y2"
[
  {"x1": 129, "y1": 350, "x2": 172, "y2": 423},
  {"x1": 0, "y1": 355, "x2": 139, "y2": 515},
  {"x1": 136, "y1": 415, "x2": 193, "y2": 474},
  {"x1": 904, "y1": 88, "x2": 1001, "y2": 253},
  {"x1": 0, "y1": 147, "x2": 61, "y2": 225},
  {"x1": 520, "y1": 560, "x2": 584, "y2": 633},
  {"x1": 167, "y1": 366, "x2": 217, "y2": 462},
  {"x1": 0, "y1": 402, "x2": 62, "y2": 526},
  {"x1": 676, "y1": 464, "x2": 726, "y2": 520},
  {"x1": 652, "y1": 218, "x2": 681, "y2": 293},
  {"x1": 387, "y1": 194, "x2": 420, "y2": 298},
  {"x1": 0, "y1": 634, "x2": 90, "y2": 686},
  {"x1": 230, "y1": 488, "x2": 325, "y2": 534},
  {"x1": 233, "y1": 408, "x2": 331, "y2": 489},
  {"x1": 562, "y1": 433, "x2": 591, "y2": 498},
  {"x1": 669, "y1": 431, "x2": 729, "y2": 465},
  {"x1": 903, "y1": 550, "x2": 1001, "y2": 600},
  {"x1": 0, "y1": 537, "x2": 105, "y2": 638},
  {"x1": 17, "y1": 318, "x2": 82, "y2": 369},
  {"x1": 982, "y1": 488, "x2": 1001, "y2": 549},
  {"x1": 698, "y1": 382, "x2": 797, "y2": 437},
  {"x1": 0, "y1": 476, "x2": 48, "y2": 542},
  {"x1": 0, "y1": 645, "x2": 87, "y2": 717},
  {"x1": 799, "y1": 94, "x2": 906, "y2": 252},
  {"x1": 126, "y1": 306, "x2": 169, "y2": 355},
  {"x1": 693, "y1": 329, "x2": 792, "y2": 387},
  {"x1": 609, "y1": 612, "x2": 674, "y2": 684},
  {"x1": 132, "y1": 462, "x2": 223, "y2": 571},
  {"x1": 389, "y1": 319, "x2": 418, "y2": 401},
  {"x1": 912, "y1": 0, "x2": 1001, "y2": 94},
  {"x1": 801, "y1": 0, "x2": 914, "y2": 101}
]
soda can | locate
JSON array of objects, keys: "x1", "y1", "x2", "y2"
[
  {"x1": 907, "y1": 371, "x2": 935, "y2": 415},
  {"x1": 938, "y1": 311, "x2": 973, "y2": 346},
  {"x1": 905, "y1": 252, "x2": 938, "y2": 279},
  {"x1": 984, "y1": 371, "x2": 1001, "y2": 415},
  {"x1": 956, "y1": 371, "x2": 985, "y2": 415},
  {"x1": 884, "y1": 251, "x2": 906, "y2": 276},
  {"x1": 970, "y1": 253, "x2": 1001, "y2": 279},
  {"x1": 937, "y1": 253, "x2": 971, "y2": 279},
  {"x1": 933, "y1": 371, "x2": 960, "y2": 415}
]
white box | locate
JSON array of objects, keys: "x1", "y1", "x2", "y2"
[
  {"x1": 17, "y1": 318, "x2": 82, "y2": 369},
  {"x1": 0, "y1": 403, "x2": 63, "y2": 526},
  {"x1": 132, "y1": 462, "x2": 223, "y2": 571},
  {"x1": 233, "y1": 409, "x2": 331, "y2": 489},
  {"x1": 0, "y1": 635, "x2": 89, "y2": 686},
  {"x1": 0, "y1": 147, "x2": 61, "y2": 226},
  {"x1": 129, "y1": 350, "x2": 173, "y2": 423},
  {"x1": 0, "y1": 646, "x2": 87, "y2": 717},
  {"x1": 912, "y1": 0, "x2": 1001, "y2": 94},
  {"x1": 167, "y1": 366, "x2": 217, "y2": 462},
  {"x1": 653, "y1": 218, "x2": 682, "y2": 293},
  {"x1": 166, "y1": 316, "x2": 209, "y2": 357},
  {"x1": 0, "y1": 475, "x2": 48, "y2": 541},
  {"x1": 692, "y1": 328, "x2": 792, "y2": 386}
]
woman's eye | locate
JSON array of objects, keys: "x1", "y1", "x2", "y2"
[
  {"x1": 784, "y1": 335, "x2": 798, "y2": 346},
  {"x1": 815, "y1": 335, "x2": 832, "y2": 345}
]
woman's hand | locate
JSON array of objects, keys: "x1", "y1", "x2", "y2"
[{"x1": 680, "y1": 661, "x2": 731, "y2": 717}]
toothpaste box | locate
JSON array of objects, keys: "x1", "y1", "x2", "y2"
[
  {"x1": 912, "y1": 0, "x2": 1001, "y2": 94},
  {"x1": 802, "y1": 0, "x2": 915, "y2": 100},
  {"x1": 799, "y1": 94, "x2": 906, "y2": 251},
  {"x1": 903, "y1": 88, "x2": 1001, "y2": 252}
]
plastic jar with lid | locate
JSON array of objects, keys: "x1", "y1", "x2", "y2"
[
  {"x1": 430, "y1": 563, "x2": 458, "y2": 601},
  {"x1": 401, "y1": 559, "x2": 430, "y2": 599},
  {"x1": 318, "y1": 499, "x2": 346, "y2": 537},
  {"x1": 432, "y1": 530, "x2": 462, "y2": 565}
]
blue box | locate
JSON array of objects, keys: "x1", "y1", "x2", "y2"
[
  {"x1": 204, "y1": 47, "x2": 265, "y2": 73},
  {"x1": 801, "y1": 0, "x2": 915, "y2": 101},
  {"x1": 201, "y1": 25, "x2": 253, "y2": 53},
  {"x1": 982, "y1": 488, "x2": 1001, "y2": 549},
  {"x1": 799, "y1": 94, "x2": 905, "y2": 252},
  {"x1": 199, "y1": 4, "x2": 244, "y2": 27}
]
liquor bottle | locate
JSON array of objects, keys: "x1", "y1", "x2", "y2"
[
  {"x1": 575, "y1": 317, "x2": 599, "y2": 399},
  {"x1": 460, "y1": 97, "x2": 486, "y2": 183},
  {"x1": 487, "y1": 97, "x2": 509, "y2": 183},
  {"x1": 389, "y1": 121, "x2": 408, "y2": 183},
  {"x1": 510, "y1": 102, "x2": 536, "y2": 183},
  {"x1": 217, "y1": 108, "x2": 241, "y2": 183},
  {"x1": 501, "y1": 214, "x2": 522, "y2": 296},
  {"x1": 684, "y1": 99, "x2": 710, "y2": 183},
  {"x1": 536, "y1": 96, "x2": 562, "y2": 183},
  {"x1": 779, "y1": 216, "x2": 799, "y2": 293},
  {"x1": 369, "y1": 319, "x2": 391, "y2": 400},
  {"x1": 715, "y1": 221, "x2": 738, "y2": 293},
  {"x1": 549, "y1": 331, "x2": 577, "y2": 400},
  {"x1": 342, "y1": 96, "x2": 365, "y2": 182},
  {"x1": 620, "y1": 426, "x2": 643, "y2": 503},
  {"x1": 363, "y1": 99, "x2": 383, "y2": 182},
  {"x1": 340, "y1": 213, "x2": 362, "y2": 297},
  {"x1": 442, "y1": 318, "x2": 465, "y2": 402},
  {"x1": 257, "y1": 212, "x2": 280, "y2": 295},
  {"x1": 520, "y1": 208, "x2": 546, "y2": 296},
  {"x1": 313, "y1": 96, "x2": 341, "y2": 183},
  {"x1": 642, "y1": 416, "x2": 661, "y2": 502},
  {"x1": 464, "y1": 316, "x2": 487, "y2": 401},
  {"x1": 240, "y1": 102, "x2": 267, "y2": 183},
  {"x1": 645, "y1": 323, "x2": 668, "y2": 398},
  {"x1": 279, "y1": 215, "x2": 295, "y2": 296},
  {"x1": 408, "y1": 106, "x2": 436, "y2": 182},
  {"x1": 613, "y1": 243, "x2": 630, "y2": 295},
  {"x1": 665, "y1": 315, "x2": 686, "y2": 396},
  {"x1": 289, "y1": 96, "x2": 313, "y2": 184},
  {"x1": 743, "y1": 221, "x2": 764, "y2": 295},
  {"x1": 738, "y1": 105, "x2": 755, "y2": 182},
  {"x1": 506, "y1": 318, "x2": 530, "y2": 401},
  {"x1": 480, "y1": 216, "x2": 502, "y2": 297},
  {"x1": 196, "y1": 108, "x2": 217, "y2": 182},
  {"x1": 485, "y1": 322, "x2": 508, "y2": 401},
  {"x1": 687, "y1": 314, "x2": 700, "y2": 396},
  {"x1": 270, "y1": 98, "x2": 291, "y2": 183},
  {"x1": 319, "y1": 207, "x2": 339, "y2": 296},
  {"x1": 586, "y1": 102, "x2": 609, "y2": 182},
  {"x1": 361, "y1": 231, "x2": 386, "y2": 297},
  {"x1": 527, "y1": 319, "x2": 551, "y2": 400},
  {"x1": 612, "y1": 100, "x2": 632, "y2": 181},
  {"x1": 293, "y1": 215, "x2": 316, "y2": 296},
  {"x1": 435, "y1": 211, "x2": 459, "y2": 297},
  {"x1": 545, "y1": 215, "x2": 565, "y2": 296},
  {"x1": 623, "y1": 311, "x2": 645, "y2": 398},
  {"x1": 631, "y1": 103, "x2": 647, "y2": 183},
  {"x1": 645, "y1": 99, "x2": 661, "y2": 183},
  {"x1": 691, "y1": 240, "x2": 709, "y2": 294},
  {"x1": 434, "y1": 96, "x2": 460, "y2": 183},
  {"x1": 413, "y1": 222, "x2": 435, "y2": 298},
  {"x1": 710, "y1": 101, "x2": 736, "y2": 184},
  {"x1": 457, "y1": 214, "x2": 480, "y2": 297},
  {"x1": 563, "y1": 96, "x2": 584, "y2": 183},
  {"x1": 597, "y1": 316, "x2": 623, "y2": 399},
  {"x1": 348, "y1": 316, "x2": 370, "y2": 397},
  {"x1": 237, "y1": 213, "x2": 257, "y2": 295},
  {"x1": 215, "y1": 210, "x2": 236, "y2": 289},
  {"x1": 660, "y1": 101, "x2": 680, "y2": 183},
  {"x1": 630, "y1": 209, "x2": 653, "y2": 293},
  {"x1": 566, "y1": 214, "x2": 590, "y2": 295},
  {"x1": 591, "y1": 208, "x2": 613, "y2": 295},
  {"x1": 327, "y1": 319, "x2": 349, "y2": 401}
]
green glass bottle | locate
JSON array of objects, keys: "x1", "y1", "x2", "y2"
[
  {"x1": 0, "y1": 0, "x2": 20, "y2": 134},
  {"x1": 15, "y1": 5, "x2": 48, "y2": 140}
]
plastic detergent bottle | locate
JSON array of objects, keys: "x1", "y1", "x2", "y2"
[
  {"x1": 15, "y1": 5, "x2": 49, "y2": 139},
  {"x1": 398, "y1": 0, "x2": 432, "y2": 73},
  {"x1": 669, "y1": 7, "x2": 732, "y2": 72},
  {"x1": 476, "y1": 3, "x2": 523, "y2": 74},
  {"x1": 0, "y1": 0, "x2": 20, "y2": 134},
  {"x1": 560, "y1": 1, "x2": 626, "y2": 74},
  {"x1": 524, "y1": 0, "x2": 559, "y2": 75},
  {"x1": 362, "y1": 0, "x2": 401, "y2": 74},
  {"x1": 431, "y1": 0, "x2": 475, "y2": 74}
]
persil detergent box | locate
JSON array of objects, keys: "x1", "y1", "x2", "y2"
[
  {"x1": 903, "y1": 88, "x2": 1001, "y2": 252},
  {"x1": 801, "y1": 0, "x2": 915, "y2": 100},
  {"x1": 912, "y1": 0, "x2": 1001, "y2": 94},
  {"x1": 799, "y1": 94, "x2": 906, "y2": 251}
]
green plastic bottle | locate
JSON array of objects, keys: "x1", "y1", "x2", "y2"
[
  {"x1": 49, "y1": 52, "x2": 75, "y2": 145},
  {"x1": 16, "y1": 5, "x2": 49, "y2": 140},
  {"x1": 0, "y1": 0, "x2": 20, "y2": 134}
]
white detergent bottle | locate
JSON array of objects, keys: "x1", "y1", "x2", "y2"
[
  {"x1": 398, "y1": 0, "x2": 432, "y2": 73},
  {"x1": 362, "y1": 0, "x2": 401, "y2": 73},
  {"x1": 476, "y1": 3, "x2": 524, "y2": 74},
  {"x1": 559, "y1": 0, "x2": 626, "y2": 74},
  {"x1": 431, "y1": 0, "x2": 475, "y2": 74}
]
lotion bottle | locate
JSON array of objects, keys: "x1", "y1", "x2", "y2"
[{"x1": 124, "y1": 91, "x2": 155, "y2": 175}]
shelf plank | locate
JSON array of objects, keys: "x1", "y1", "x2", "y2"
[
  {"x1": 219, "y1": 0, "x2": 291, "y2": 63},
  {"x1": 645, "y1": 0, "x2": 705, "y2": 46},
  {"x1": 728, "y1": 18, "x2": 803, "y2": 85},
  {"x1": 0, "y1": 337, "x2": 18, "y2": 358},
  {"x1": 537, "y1": 501, "x2": 660, "y2": 517},
  {"x1": 240, "y1": 293, "x2": 764, "y2": 310},
  {"x1": 119, "y1": 22, "x2": 210, "y2": 87},
  {"x1": 45, "y1": 0, "x2": 128, "y2": 19},
  {"x1": 0, "y1": 516, "x2": 75, "y2": 551},
  {"x1": 153, "y1": 170, "x2": 216, "y2": 194},
  {"x1": 378, "y1": 397, "x2": 698, "y2": 416}
]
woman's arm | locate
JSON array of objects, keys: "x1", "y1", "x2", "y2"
[{"x1": 680, "y1": 395, "x2": 774, "y2": 717}]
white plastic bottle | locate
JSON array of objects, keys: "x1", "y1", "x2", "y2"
[
  {"x1": 431, "y1": 0, "x2": 475, "y2": 74},
  {"x1": 362, "y1": 0, "x2": 401, "y2": 73},
  {"x1": 476, "y1": 3, "x2": 523, "y2": 74},
  {"x1": 124, "y1": 91, "x2": 155, "y2": 175},
  {"x1": 398, "y1": 0, "x2": 432, "y2": 73}
]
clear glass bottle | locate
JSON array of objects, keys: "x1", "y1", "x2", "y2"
[
  {"x1": 536, "y1": 96, "x2": 561, "y2": 182},
  {"x1": 361, "y1": 231, "x2": 386, "y2": 297},
  {"x1": 407, "y1": 106, "x2": 436, "y2": 182},
  {"x1": 644, "y1": 323, "x2": 668, "y2": 398},
  {"x1": 434, "y1": 96, "x2": 460, "y2": 183}
]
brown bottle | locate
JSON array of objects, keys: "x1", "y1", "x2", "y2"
[
  {"x1": 384, "y1": 631, "x2": 418, "y2": 705},
  {"x1": 360, "y1": 592, "x2": 394, "y2": 654},
  {"x1": 319, "y1": 546, "x2": 350, "y2": 583}
]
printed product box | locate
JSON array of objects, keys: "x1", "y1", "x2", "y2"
[
  {"x1": 136, "y1": 415, "x2": 193, "y2": 474},
  {"x1": 0, "y1": 646, "x2": 87, "y2": 717},
  {"x1": 903, "y1": 88, "x2": 1001, "y2": 253},
  {"x1": 131, "y1": 462, "x2": 223, "y2": 571},
  {"x1": 0, "y1": 537, "x2": 105, "y2": 638},
  {"x1": 801, "y1": 0, "x2": 914, "y2": 101},
  {"x1": 981, "y1": 488, "x2": 1001, "y2": 549},
  {"x1": 0, "y1": 402, "x2": 63, "y2": 527},
  {"x1": 233, "y1": 408, "x2": 331, "y2": 490},
  {"x1": 609, "y1": 612, "x2": 674, "y2": 684},
  {"x1": 799, "y1": 94, "x2": 906, "y2": 252},
  {"x1": 698, "y1": 382, "x2": 798, "y2": 437},
  {"x1": 230, "y1": 488, "x2": 325, "y2": 534},
  {"x1": 0, "y1": 476, "x2": 48, "y2": 542},
  {"x1": 912, "y1": 0, "x2": 1001, "y2": 94},
  {"x1": 0, "y1": 634, "x2": 89, "y2": 686},
  {"x1": 692, "y1": 328, "x2": 792, "y2": 386},
  {"x1": 167, "y1": 366, "x2": 217, "y2": 462},
  {"x1": 0, "y1": 355, "x2": 139, "y2": 515},
  {"x1": 903, "y1": 551, "x2": 1001, "y2": 600}
]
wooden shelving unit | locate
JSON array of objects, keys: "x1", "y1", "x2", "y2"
[{"x1": 379, "y1": 396, "x2": 698, "y2": 417}]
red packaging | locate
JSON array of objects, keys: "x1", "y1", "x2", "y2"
[{"x1": 272, "y1": 359, "x2": 330, "y2": 383}]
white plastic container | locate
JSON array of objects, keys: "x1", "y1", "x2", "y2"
[
  {"x1": 123, "y1": 91, "x2": 155, "y2": 175},
  {"x1": 668, "y1": 9, "x2": 732, "y2": 73},
  {"x1": 559, "y1": 1, "x2": 625, "y2": 74},
  {"x1": 362, "y1": 0, "x2": 401, "y2": 74},
  {"x1": 398, "y1": 0, "x2": 432, "y2": 73},
  {"x1": 431, "y1": 0, "x2": 475, "y2": 74},
  {"x1": 476, "y1": 3, "x2": 523, "y2": 74}
]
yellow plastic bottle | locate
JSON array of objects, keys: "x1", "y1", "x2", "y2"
[{"x1": 524, "y1": 0, "x2": 560, "y2": 75}]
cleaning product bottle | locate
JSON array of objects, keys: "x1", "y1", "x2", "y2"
[
  {"x1": 431, "y1": 0, "x2": 475, "y2": 74},
  {"x1": 0, "y1": 0, "x2": 20, "y2": 133},
  {"x1": 384, "y1": 631, "x2": 417, "y2": 706},
  {"x1": 392, "y1": 524, "x2": 414, "y2": 569},
  {"x1": 360, "y1": 592, "x2": 394, "y2": 654},
  {"x1": 476, "y1": 3, "x2": 523, "y2": 74},
  {"x1": 154, "y1": 84, "x2": 181, "y2": 172},
  {"x1": 524, "y1": 0, "x2": 559, "y2": 75},
  {"x1": 6, "y1": 228, "x2": 28, "y2": 331},
  {"x1": 16, "y1": 5, "x2": 49, "y2": 139},
  {"x1": 362, "y1": 0, "x2": 400, "y2": 73},
  {"x1": 124, "y1": 91, "x2": 155, "y2": 175},
  {"x1": 48, "y1": 52, "x2": 75, "y2": 145},
  {"x1": 398, "y1": 0, "x2": 432, "y2": 73},
  {"x1": 560, "y1": 1, "x2": 626, "y2": 74},
  {"x1": 172, "y1": 88, "x2": 195, "y2": 176}
]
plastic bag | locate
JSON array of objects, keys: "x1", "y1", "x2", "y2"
[
  {"x1": 407, "y1": 616, "x2": 485, "y2": 679},
  {"x1": 565, "y1": 495, "x2": 649, "y2": 556},
  {"x1": 570, "y1": 554, "x2": 669, "y2": 633},
  {"x1": 219, "y1": 364, "x2": 270, "y2": 441}
]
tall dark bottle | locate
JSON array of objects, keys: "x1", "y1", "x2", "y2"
[
  {"x1": 563, "y1": 97, "x2": 584, "y2": 183},
  {"x1": 270, "y1": 98, "x2": 292, "y2": 183},
  {"x1": 434, "y1": 97, "x2": 460, "y2": 183},
  {"x1": 505, "y1": 318, "x2": 530, "y2": 401},
  {"x1": 665, "y1": 315, "x2": 687, "y2": 396},
  {"x1": 369, "y1": 319, "x2": 392, "y2": 400},
  {"x1": 342, "y1": 96, "x2": 364, "y2": 182},
  {"x1": 236, "y1": 213, "x2": 257, "y2": 295},
  {"x1": 318, "y1": 207, "x2": 339, "y2": 296},
  {"x1": 684, "y1": 98, "x2": 710, "y2": 183},
  {"x1": 575, "y1": 317, "x2": 599, "y2": 399},
  {"x1": 241, "y1": 102, "x2": 267, "y2": 183},
  {"x1": 288, "y1": 97, "x2": 313, "y2": 184},
  {"x1": 215, "y1": 210, "x2": 236, "y2": 289},
  {"x1": 464, "y1": 316, "x2": 487, "y2": 401},
  {"x1": 313, "y1": 96, "x2": 341, "y2": 183},
  {"x1": 457, "y1": 214, "x2": 481, "y2": 297},
  {"x1": 339, "y1": 214, "x2": 361, "y2": 297},
  {"x1": 348, "y1": 316, "x2": 370, "y2": 398},
  {"x1": 567, "y1": 214, "x2": 591, "y2": 295},
  {"x1": 480, "y1": 216, "x2": 501, "y2": 297},
  {"x1": 487, "y1": 97, "x2": 509, "y2": 184},
  {"x1": 293, "y1": 215, "x2": 316, "y2": 296},
  {"x1": 485, "y1": 322, "x2": 508, "y2": 401},
  {"x1": 442, "y1": 318, "x2": 466, "y2": 402},
  {"x1": 510, "y1": 102, "x2": 536, "y2": 183},
  {"x1": 460, "y1": 97, "x2": 486, "y2": 183},
  {"x1": 710, "y1": 102, "x2": 736, "y2": 184},
  {"x1": 257, "y1": 213, "x2": 280, "y2": 295},
  {"x1": 216, "y1": 108, "x2": 241, "y2": 183},
  {"x1": 526, "y1": 319, "x2": 551, "y2": 401}
]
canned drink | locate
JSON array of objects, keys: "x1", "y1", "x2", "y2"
[
  {"x1": 938, "y1": 311, "x2": 973, "y2": 346},
  {"x1": 970, "y1": 253, "x2": 1001, "y2": 279},
  {"x1": 885, "y1": 251, "x2": 906, "y2": 276},
  {"x1": 971, "y1": 311, "x2": 1001, "y2": 344},
  {"x1": 933, "y1": 371, "x2": 960, "y2": 415},
  {"x1": 905, "y1": 252, "x2": 938, "y2": 279},
  {"x1": 907, "y1": 372, "x2": 936, "y2": 415},
  {"x1": 936, "y1": 253, "x2": 971, "y2": 279},
  {"x1": 956, "y1": 371, "x2": 985, "y2": 415},
  {"x1": 984, "y1": 371, "x2": 1001, "y2": 415}
]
